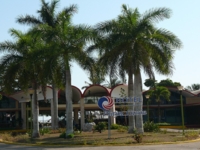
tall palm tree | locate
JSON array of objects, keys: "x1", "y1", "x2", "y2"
[
  {"x1": 148, "y1": 86, "x2": 170, "y2": 123},
  {"x1": 16, "y1": 0, "x2": 76, "y2": 130},
  {"x1": 36, "y1": 6, "x2": 95, "y2": 135},
  {"x1": 92, "y1": 5, "x2": 182, "y2": 133},
  {"x1": 0, "y1": 29, "x2": 48, "y2": 138}
]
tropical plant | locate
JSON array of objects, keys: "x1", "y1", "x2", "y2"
[
  {"x1": 0, "y1": 29, "x2": 48, "y2": 138},
  {"x1": 148, "y1": 86, "x2": 170, "y2": 123},
  {"x1": 186, "y1": 83, "x2": 200, "y2": 91},
  {"x1": 34, "y1": 5, "x2": 95, "y2": 135},
  {"x1": 91, "y1": 5, "x2": 182, "y2": 133},
  {"x1": 16, "y1": 0, "x2": 64, "y2": 130}
]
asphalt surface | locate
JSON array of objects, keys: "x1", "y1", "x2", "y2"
[{"x1": 1, "y1": 140, "x2": 200, "y2": 150}]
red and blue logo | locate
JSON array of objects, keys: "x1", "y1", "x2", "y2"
[{"x1": 98, "y1": 96, "x2": 114, "y2": 111}]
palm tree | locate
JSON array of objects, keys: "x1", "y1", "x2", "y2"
[
  {"x1": 82, "y1": 59, "x2": 106, "y2": 90},
  {"x1": 0, "y1": 29, "x2": 48, "y2": 138},
  {"x1": 16, "y1": 0, "x2": 76, "y2": 130},
  {"x1": 186, "y1": 84, "x2": 200, "y2": 91},
  {"x1": 148, "y1": 86, "x2": 170, "y2": 123},
  {"x1": 35, "y1": 5, "x2": 95, "y2": 135},
  {"x1": 92, "y1": 5, "x2": 182, "y2": 133}
]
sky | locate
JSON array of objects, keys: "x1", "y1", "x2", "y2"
[{"x1": 1, "y1": 0, "x2": 200, "y2": 91}]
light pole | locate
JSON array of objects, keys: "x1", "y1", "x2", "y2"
[
  {"x1": 145, "y1": 95, "x2": 150, "y2": 122},
  {"x1": 29, "y1": 89, "x2": 34, "y2": 138},
  {"x1": 177, "y1": 86, "x2": 185, "y2": 135}
]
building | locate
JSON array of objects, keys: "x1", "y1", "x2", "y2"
[{"x1": 0, "y1": 84, "x2": 200, "y2": 130}]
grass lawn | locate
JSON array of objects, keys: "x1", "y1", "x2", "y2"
[{"x1": 0, "y1": 129, "x2": 199, "y2": 146}]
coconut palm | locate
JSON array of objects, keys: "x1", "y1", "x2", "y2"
[
  {"x1": 148, "y1": 86, "x2": 170, "y2": 123},
  {"x1": 0, "y1": 29, "x2": 48, "y2": 138},
  {"x1": 91, "y1": 5, "x2": 182, "y2": 133}
]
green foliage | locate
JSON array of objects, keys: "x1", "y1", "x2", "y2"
[
  {"x1": 40, "y1": 128, "x2": 50, "y2": 135},
  {"x1": 157, "y1": 79, "x2": 181, "y2": 87},
  {"x1": 144, "y1": 79, "x2": 157, "y2": 89},
  {"x1": 59, "y1": 131, "x2": 74, "y2": 139},
  {"x1": 59, "y1": 132, "x2": 66, "y2": 138},
  {"x1": 111, "y1": 124, "x2": 128, "y2": 131},
  {"x1": 67, "y1": 133, "x2": 74, "y2": 138},
  {"x1": 111, "y1": 124, "x2": 121, "y2": 129},
  {"x1": 143, "y1": 122, "x2": 160, "y2": 132},
  {"x1": 94, "y1": 122, "x2": 107, "y2": 133}
]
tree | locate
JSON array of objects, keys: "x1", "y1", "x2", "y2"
[
  {"x1": 186, "y1": 83, "x2": 200, "y2": 91},
  {"x1": 157, "y1": 78, "x2": 181, "y2": 87},
  {"x1": 92, "y1": 5, "x2": 182, "y2": 133},
  {"x1": 148, "y1": 86, "x2": 170, "y2": 123},
  {"x1": 36, "y1": 5, "x2": 95, "y2": 135},
  {"x1": 0, "y1": 29, "x2": 48, "y2": 138},
  {"x1": 16, "y1": 0, "x2": 64, "y2": 130}
]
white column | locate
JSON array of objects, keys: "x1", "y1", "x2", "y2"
[
  {"x1": 51, "y1": 99, "x2": 54, "y2": 129},
  {"x1": 21, "y1": 102, "x2": 26, "y2": 129},
  {"x1": 111, "y1": 104, "x2": 116, "y2": 124},
  {"x1": 80, "y1": 98, "x2": 85, "y2": 130}
]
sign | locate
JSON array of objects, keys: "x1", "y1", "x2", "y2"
[{"x1": 98, "y1": 96, "x2": 147, "y2": 116}]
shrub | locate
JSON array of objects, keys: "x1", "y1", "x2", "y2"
[
  {"x1": 59, "y1": 132, "x2": 66, "y2": 138},
  {"x1": 59, "y1": 132, "x2": 74, "y2": 138},
  {"x1": 40, "y1": 128, "x2": 50, "y2": 135},
  {"x1": 143, "y1": 122, "x2": 160, "y2": 132},
  {"x1": 67, "y1": 133, "x2": 74, "y2": 138},
  {"x1": 111, "y1": 124, "x2": 121, "y2": 129},
  {"x1": 94, "y1": 122, "x2": 107, "y2": 133}
]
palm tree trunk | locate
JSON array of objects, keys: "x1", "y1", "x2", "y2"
[
  {"x1": 32, "y1": 82, "x2": 40, "y2": 138},
  {"x1": 134, "y1": 71, "x2": 144, "y2": 134},
  {"x1": 128, "y1": 70, "x2": 135, "y2": 133},
  {"x1": 65, "y1": 69, "x2": 73, "y2": 135},
  {"x1": 52, "y1": 83, "x2": 58, "y2": 129}
]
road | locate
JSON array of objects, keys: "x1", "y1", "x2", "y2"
[{"x1": 0, "y1": 140, "x2": 200, "y2": 150}]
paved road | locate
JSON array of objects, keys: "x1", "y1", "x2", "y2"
[{"x1": 1, "y1": 141, "x2": 200, "y2": 150}]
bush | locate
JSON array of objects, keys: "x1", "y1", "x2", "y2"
[
  {"x1": 67, "y1": 133, "x2": 74, "y2": 138},
  {"x1": 59, "y1": 132, "x2": 66, "y2": 138},
  {"x1": 94, "y1": 122, "x2": 107, "y2": 133},
  {"x1": 59, "y1": 132, "x2": 74, "y2": 138},
  {"x1": 111, "y1": 124, "x2": 121, "y2": 129},
  {"x1": 144, "y1": 122, "x2": 160, "y2": 132},
  {"x1": 40, "y1": 128, "x2": 50, "y2": 135}
]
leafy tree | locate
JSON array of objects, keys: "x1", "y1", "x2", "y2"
[
  {"x1": 92, "y1": 5, "x2": 182, "y2": 133},
  {"x1": 157, "y1": 79, "x2": 181, "y2": 87},
  {"x1": 186, "y1": 84, "x2": 200, "y2": 91},
  {"x1": 148, "y1": 86, "x2": 170, "y2": 123}
]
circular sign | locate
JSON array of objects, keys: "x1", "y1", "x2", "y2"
[{"x1": 98, "y1": 96, "x2": 114, "y2": 111}]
